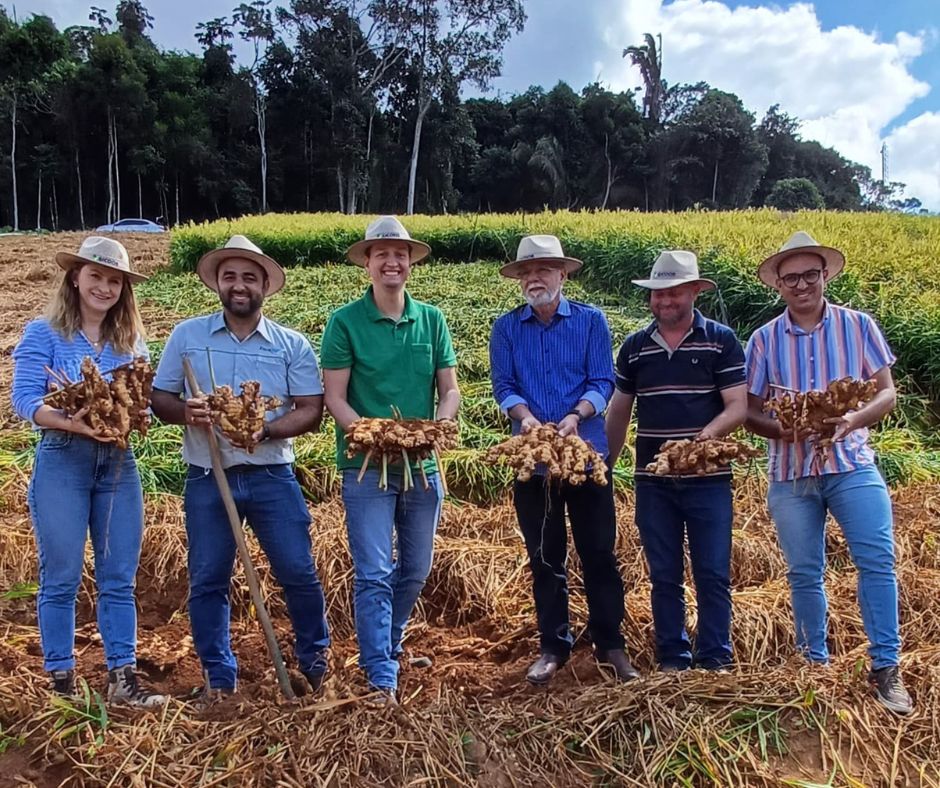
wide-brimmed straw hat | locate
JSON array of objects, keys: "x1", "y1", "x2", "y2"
[
  {"x1": 499, "y1": 235, "x2": 583, "y2": 279},
  {"x1": 345, "y1": 216, "x2": 431, "y2": 267},
  {"x1": 757, "y1": 231, "x2": 845, "y2": 287},
  {"x1": 55, "y1": 236, "x2": 148, "y2": 283},
  {"x1": 632, "y1": 250, "x2": 716, "y2": 291},
  {"x1": 196, "y1": 235, "x2": 286, "y2": 295}
]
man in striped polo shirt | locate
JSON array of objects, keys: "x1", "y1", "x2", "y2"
[
  {"x1": 490, "y1": 235, "x2": 639, "y2": 686},
  {"x1": 745, "y1": 231, "x2": 912, "y2": 714},
  {"x1": 606, "y1": 250, "x2": 747, "y2": 672}
]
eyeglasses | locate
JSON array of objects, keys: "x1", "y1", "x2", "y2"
[{"x1": 779, "y1": 269, "x2": 824, "y2": 289}]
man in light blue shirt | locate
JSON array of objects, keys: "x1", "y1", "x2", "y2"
[{"x1": 151, "y1": 235, "x2": 330, "y2": 700}]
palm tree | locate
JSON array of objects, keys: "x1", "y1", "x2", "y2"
[{"x1": 623, "y1": 33, "x2": 664, "y2": 126}]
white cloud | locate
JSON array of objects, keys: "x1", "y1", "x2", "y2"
[
  {"x1": 886, "y1": 112, "x2": 940, "y2": 210},
  {"x1": 596, "y1": 0, "x2": 938, "y2": 209}
]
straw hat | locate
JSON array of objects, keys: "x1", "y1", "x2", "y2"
[
  {"x1": 55, "y1": 236, "x2": 147, "y2": 283},
  {"x1": 757, "y1": 231, "x2": 845, "y2": 287},
  {"x1": 345, "y1": 216, "x2": 431, "y2": 267},
  {"x1": 196, "y1": 235, "x2": 286, "y2": 295},
  {"x1": 499, "y1": 235, "x2": 583, "y2": 279},
  {"x1": 632, "y1": 250, "x2": 716, "y2": 291}
]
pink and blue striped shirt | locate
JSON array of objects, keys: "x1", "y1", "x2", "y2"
[{"x1": 745, "y1": 302, "x2": 895, "y2": 481}]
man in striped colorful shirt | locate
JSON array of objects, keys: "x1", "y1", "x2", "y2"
[
  {"x1": 745, "y1": 231, "x2": 912, "y2": 715},
  {"x1": 490, "y1": 234, "x2": 639, "y2": 686},
  {"x1": 606, "y1": 250, "x2": 747, "y2": 672}
]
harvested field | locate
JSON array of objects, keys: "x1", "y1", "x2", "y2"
[{"x1": 1, "y1": 231, "x2": 939, "y2": 786}]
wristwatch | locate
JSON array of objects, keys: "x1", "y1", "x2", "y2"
[
  {"x1": 262, "y1": 423, "x2": 272, "y2": 441},
  {"x1": 566, "y1": 409, "x2": 584, "y2": 423}
]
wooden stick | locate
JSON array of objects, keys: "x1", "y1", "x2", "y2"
[
  {"x1": 380, "y1": 452, "x2": 388, "y2": 490},
  {"x1": 356, "y1": 448, "x2": 373, "y2": 483},
  {"x1": 182, "y1": 357, "x2": 295, "y2": 701},
  {"x1": 768, "y1": 383, "x2": 800, "y2": 393}
]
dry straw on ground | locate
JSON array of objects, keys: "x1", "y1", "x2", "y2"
[{"x1": 2, "y1": 474, "x2": 940, "y2": 786}]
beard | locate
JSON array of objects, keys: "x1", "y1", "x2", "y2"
[
  {"x1": 524, "y1": 286, "x2": 560, "y2": 308},
  {"x1": 221, "y1": 291, "x2": 264, "y2": 317}
]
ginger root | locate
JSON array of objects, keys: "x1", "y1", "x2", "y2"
[
  {"x1": 485, "y1": 424, "x2": 608, "y2": 486},
  {"x1": 45, "y1": 357, "x2": 154, "y2": 449},
  {"x1": 206, "y1": 381, "x2": 282, "y2": 453},
  {"x1": 646, "y1": 438, "x2": 761, "y2": 476},
  {"x1": 344, "y1": 417, "x2": 459, "y2": 491},
  {"x1": 762, "y1": 376, "x2": 877, "y2": 448}
]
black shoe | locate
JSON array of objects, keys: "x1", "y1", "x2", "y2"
[
  {"x1": 49, "y1": 669, "x2": 76, "y2": 697},
  {"x1": 596, "y1": 649, "x2": 640, "y2": 682},
  {"x1": 526, "y1": 653, "x2": 565, "y2": 686},
  {"x1": 869, "y1": 666, "x2": 913, "y2": 715}
]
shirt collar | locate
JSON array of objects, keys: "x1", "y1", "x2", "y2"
[
  {"x1": 209, "y1": 310, "x2": 273, "y2": 342},
  {"x1": 783, "y1": 300, "x2": 831, "y2": 335},
  {"x1": 361, "y1": 285, "x2": 419, "y2": 323},
  {"x1": 519, "y1": 295, "x2": 571, "y2": 323}
]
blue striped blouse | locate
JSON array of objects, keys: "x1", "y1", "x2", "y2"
[
  {"x1": 489, "y1": 296, "x2": 615, "y2": 458},
  {"x1": 12, "y1": 317, "x2": 147, "y2": 425}
]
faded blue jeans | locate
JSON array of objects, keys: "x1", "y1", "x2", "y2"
[
  {"x1": 184, "y1": 463, "x2": 330, "y2": 689},
  {"x1": 28, "y1": 430, "x2": 144, "y2": 672},
  {"x1": 342, "y1": 469, "x2": 443, "y2": 690},
  {"x1": 768, "y1": 464, "x2": 901, "y2": 669}
]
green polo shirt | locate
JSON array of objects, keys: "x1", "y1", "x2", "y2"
[{"x1": 320, "y1": 286, "x2": 457, "y2": 472}]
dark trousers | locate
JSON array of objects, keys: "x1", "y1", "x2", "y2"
[
  {"x1": 513, "y1": 471, "x2": 625, "y2": 658},
  {"x1": 635, "y1": 477, "x2": 733, "y2": 669}
]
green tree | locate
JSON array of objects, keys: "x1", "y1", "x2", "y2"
[
  {"x1": 395, "y1": 0, "x2": 526, "y2": 214},
  {"x1": 765, "y1": 177, "x2": 824, "y2": 210}
]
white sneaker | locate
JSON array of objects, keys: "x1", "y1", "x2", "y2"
[{"x1": 106, "y1": 665, "x2": 166, "y2": 708}]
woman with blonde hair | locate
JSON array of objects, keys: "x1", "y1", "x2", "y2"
[{"x1": 11, "y1": 236, "x2": 164, "y2": 707}]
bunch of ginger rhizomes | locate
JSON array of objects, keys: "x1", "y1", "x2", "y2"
[
  {"x1": 345, "y1": 417, "x2": 459, "y2": 491},
  {"x1": 44, "y1": 356, "x2": 154, "y2": 449},
  {"x1": 646, "y1": 437, "x2": 761, "y2": 476},
  {"x1": 762, "y1": 376, "x2": 877, "y2": 448},
  {"x1": 206, "y1": 381, "x2": 282, "y2": 453},
  {"x1": 485, "y1": 424, "x2": 608, "y2": 486}
]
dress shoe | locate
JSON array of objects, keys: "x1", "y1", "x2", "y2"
[
  {"x1": 526, "y1": 653, "x2": 565, "y2": 685},
  {"x1": 596, "y1": 649, "x2": 640, "y2": 682}
]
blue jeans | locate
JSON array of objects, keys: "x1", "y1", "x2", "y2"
[
  {"x1": 184, "y1": 464, "x2": 330, "y2": 689},
  {"x1": 635, "y1": 477, "x2": 733, "y2": 669},
  {"x1": 342, "y1": 469, "x2": 443, "y2": 690},
  {"x1": 27, "y1": 430, "x2": 144, "y2": 672},
  {"x1": 768, "y1": 465, "x2": 900, "y2": 669}
]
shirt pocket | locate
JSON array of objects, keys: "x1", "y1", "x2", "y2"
[{"x1": 411, "y1": 344, "x2": 434, "y2": 377}]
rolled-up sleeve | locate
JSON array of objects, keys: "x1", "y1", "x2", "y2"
[
  {"x1": 11, "y1": 320, "x2": 52, "y2": 424},
  {"x1": 581, "y1": 309, "x2": 615, "y2": 414},
  {"x1": 489, "y1": 315, "x2": 526, "y2": 413}
]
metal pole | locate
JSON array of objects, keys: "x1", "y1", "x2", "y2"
[{"x1": 182, "y1": 357, "x2": 295, "y2": 700}]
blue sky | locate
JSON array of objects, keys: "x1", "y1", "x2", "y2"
[{"x1": 17, "y1": 0, "x2": 940, "y2": 208}]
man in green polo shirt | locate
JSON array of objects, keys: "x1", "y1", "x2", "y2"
[{"x1": 321, "y1": 216, "x2": 460, "y2": 704}]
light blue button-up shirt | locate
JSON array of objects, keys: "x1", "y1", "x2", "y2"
[{"x1": 153, "y1": 311, "x2": 322, "y2": 468}]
